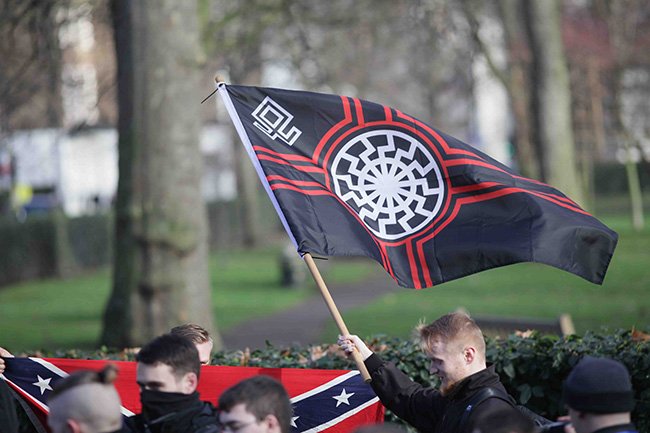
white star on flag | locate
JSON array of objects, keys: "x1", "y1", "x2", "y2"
[
  {"x1": 32, "y1": 375, "x2": 53, "y2": 395},
  {"x1": 332, "y1": 388, "x2": 355, "y2": 407},
  {"x1": 290, "y1": 416, "x2": 299, "y2": 427}
]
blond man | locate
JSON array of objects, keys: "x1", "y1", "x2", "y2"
[{"x1": 339, "y1": 312, "x2": 520, "y2": 433}]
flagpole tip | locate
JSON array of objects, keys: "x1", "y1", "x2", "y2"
[{"x1": 214, "y1": 74, "x2": 226, "y2": 87}]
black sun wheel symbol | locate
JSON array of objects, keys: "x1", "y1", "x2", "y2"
[{"x1": 330, "y1": 129, "x2": 445, "y2": 241}]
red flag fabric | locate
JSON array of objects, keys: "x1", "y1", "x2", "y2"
[{"x1": 1, "y1": 357, "x2": 384, "y2": 433}]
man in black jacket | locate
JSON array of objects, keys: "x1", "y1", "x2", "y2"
[
  {"x1": 338, "y1": 312, "x2": 520, "y2": 433},
  {"x1": 0, "y1": 347, "x2": 19, "y2": 433},
  {"x1": 562, "y1": 356, "x2": 637, "y2": 433},
  {"x1": 125, "y1": 333, "x2": 219, "y2": 433}
]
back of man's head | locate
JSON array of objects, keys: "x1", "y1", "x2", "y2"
[
  {"x1": 417, "y1": 312, "x2": 486, "y2": 358},
  {"x1": 218, "y1": 375, "x2": 292, "y2": 433},
  {"x1": 563, "y1": 356, "x2": 635, "y2": 433},
  {"x1": 47, "y1": 365, "x2": 122, "y2": 433},
  {"x1": 170, "y1": 323, "x2": 211, "y2": 345},
  {"x1": 170, "y1": 323, "x2": 213, "y2": 365},
  {"x1": 563, "y1": 356, "x2": 634, "y2": 416},
  {"x1": 136, "y1": 333, "x2": 201, "y2": 380}
]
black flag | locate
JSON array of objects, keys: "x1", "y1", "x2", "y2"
[{"x1": 218, "y1": 84, "x2": 617, "y2": 288}]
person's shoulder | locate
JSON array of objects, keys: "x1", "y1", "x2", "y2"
[
  {"x1": 190, "y1": 402, "x2": 220, "y2": 433},
  {"x1": 122, "y1": 414, "x2": 145, "y2": 433},
  {"x1": 475, "y1": 396, "x2": 518, "y2": 413},
  {"x1": 197, "y1": 400, "x2": 218, "y2": 415},
  {"x1": 464, "y1": 387, "x2": 518, "y2": 423}
]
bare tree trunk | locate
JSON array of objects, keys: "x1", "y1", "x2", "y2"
[
  {"x1": 232, "y1": 129, "x2": 260, "y2": 248},
  {"x1": 230, "y1": 54, "x2": 263, "y2": 248},
  {"x1": 607, "y1": 1, "x2": 646, "y2": 231},
  {"x1": 497, "y1": 0, "x2": 540, "y2": 179},
  {"x1": 612, "y1": 70, "x2": 645, "y2": 231},
  {"x1": 462, "y1": 0, "x2": 541, "y2": 178},
  {"x1": 101, "y1": 0, "x2": 217, "y2": 347},
  {"x1": 625, "y1": 160, "x2": 645, "y2": 230},
  {"x1": 526, "y1": 0, "x2": 584, "y2": 205}
]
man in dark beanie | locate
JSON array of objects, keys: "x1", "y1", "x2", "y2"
[{"x1": 563, "y1": 356, "x2": 637, "y2": 433}]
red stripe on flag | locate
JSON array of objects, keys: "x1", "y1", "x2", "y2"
[
  {"x1": 378, "y1": 243, "x2": 396, "y2": 282},
  {"x1": 271, "y1": 184, "x2": 333, "y2": 196},
  {"x1": 254, "y1": 146, "x2": 315, "y2": 163},
  {"x1": 353, "y1": 98, "x2": 364, "y2": 126},
  {"x1": 451, "y1": 182, "x2": 500, "y2": 194},
  {"x1": 258, "y1": 154, "x2": 326, "y2": 174},
  {"x1": 314, "y1": 97, "x2": 353, "y2": 163},
  {"x1": 384, "y1": 106, "x2": 392, "y2": 121},
  {"x1": 267, "y1": 175, "x2": 325, "y2": 188},
  {"x1": 405, "y1": 241, "x2": 421, "y2": 289},
  {"x1": 394, "y1": 110, "x2": 486, "y2": 160}
]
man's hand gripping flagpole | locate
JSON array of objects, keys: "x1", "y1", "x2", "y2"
[{"x1": 303, "y1": 253, "x2": 372, "y2": 382}]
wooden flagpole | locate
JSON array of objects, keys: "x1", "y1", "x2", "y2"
[{"x1": 303, "y1": 253, "x2": 371, "y2": 382}]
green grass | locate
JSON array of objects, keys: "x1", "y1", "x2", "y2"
[
  {"x1": 322, "y1": 215, "x2": 650, "y2": 341},
  {"x1": 0, "y1": 271, "x2": 112, "y2": 351},
  {"x1": 209, "y1": 246, "x2": 373, "y2": 330},
  {"x1": 0, "y1": 244, "x2": 374, "y2": 352},
  {"x1": 1, "y1": 212, "x2": 648, "y2": 352}
]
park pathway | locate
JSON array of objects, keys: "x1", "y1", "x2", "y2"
[{"x1": 221, "y1": 270, "x2": 397, "y2": 350}]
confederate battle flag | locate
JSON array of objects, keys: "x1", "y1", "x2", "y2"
[
  {"x1": 218, "y1": 84, "x2": 617, "y2": 288},
  {"x1": 1, "y1": 357, "x2": 383, "y2": 433}
]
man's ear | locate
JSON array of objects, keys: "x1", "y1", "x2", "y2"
[
  {"x1": 263, "y1": 414, "x2": 282, "y2": 433},
  {"x1": 463, "y1": 346, "x2": 476, "y2": 364},
  {"x1": 182, "y1": 372, "x2": 199, "y2": 394},
  {"x1": 66, "y1": 419, "x2": 82, "y2": 433}
]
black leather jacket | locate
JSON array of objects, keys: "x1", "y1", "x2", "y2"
[{"x1": 365, "y1": 354, "x2": 519, "y2": 433}]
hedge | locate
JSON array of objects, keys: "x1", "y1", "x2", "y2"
[
  {"x1": 18, "y1": 330, "x2": 650, "y2": 432},
  {"x1": 593, "y1": 161, "x2": 650, "y2": 196},
  {"x1": 0, "y1": 197, "x2": 282, "y2": 287}
]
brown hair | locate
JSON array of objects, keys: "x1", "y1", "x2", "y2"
[
  {"x1": 170, "y1": 323, "x2": 212, "y2": 345},
  {"x1": 50, "y1": 364, "x2": 118, "y2": 399},
  {"x1": 136, "y1": 333, "x2": 201, "y2": 379},
  {"x1": 417, "y1": 312, "x2": 485, "y2": 356},
  {"x1": 219, "y1": 375, "x2": 292, "y2": 433}
]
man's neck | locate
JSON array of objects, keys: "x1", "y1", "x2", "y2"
[
  {"x1": 466, "y1": 361, "x2": 487, "y2": 378},
  {"x1": 580, "y1": 413, "x2": 632, "y2": 433}
]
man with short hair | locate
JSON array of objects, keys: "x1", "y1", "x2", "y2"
[
  {"x1": 338, "y1": 312, "x2": 520, "y2": 433},
  {"x1": 47, "y1": 365, "x2": 123, "y2": 433},
  {"x1": 218, "y1": 376, "x2": 292, "y2": 433},
  {"x1": 125, "y1": 333, "x2": 218, "y2": 433},
  {"x1": 563, "y1": 356, "x2": 637, "y2": 433},
  {"x1": 1, "y1": 346, "x2": 19, "y2": 433},
  {"x1": 170, "y1": 324, "x2": 213, "y2": 366}
]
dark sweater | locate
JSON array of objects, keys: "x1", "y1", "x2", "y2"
[
  {"x1": 365, "y1": 354, "x2": 518, "y2": 433},
  {"x1": 124, "y1": 398, "x2": 218, "y2": 433},
  {"x1": 592, "y1": 424, "x2": 637, "y2": 433}
]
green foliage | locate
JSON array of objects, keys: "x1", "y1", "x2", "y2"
[
  {"x1": 66, "y1": 214, "x2": 113, "y2": 268},
  {"x1": 487, "y1": 330, "x2": 650, "y2": 431},
  {"x1": 593, "y1": 162, "x2": 650, "y2": 197},
  {"x1": 0, "y1": 199, "x2": 280, "y2": 287},
  {"x1": 0, "y1": 214, "x2": 59, "y2": 285},
  {"x1": 0, "y1": 213, "x2": 110, "y2": 286},
  {"x1": 27, "y1": 332, "x2": 650, "y2": 431}
]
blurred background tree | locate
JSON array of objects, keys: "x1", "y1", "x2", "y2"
[
  {"x1": 1, "y1": 0, "x2": 649, "y2": 349},
  {"x1": 100, "y1": 0, "x2": 216, "y2": 347}
]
